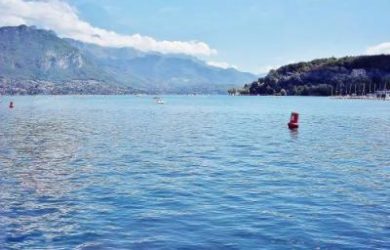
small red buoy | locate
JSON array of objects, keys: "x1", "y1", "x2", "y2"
[
  {"x1": 9, "y1": 101, "x2": 14, "y2": 109},
  {"x1": 288, "y1": 112, "x2": 299, "y2": 129}
]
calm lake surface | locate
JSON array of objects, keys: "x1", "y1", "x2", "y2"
[{"x1": 0, "y1": 96, "x2": 389, "y2": 249}]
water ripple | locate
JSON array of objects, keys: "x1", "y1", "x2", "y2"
[{"x1": 0, "y1": 96, "x2": 389, "y2": 249}]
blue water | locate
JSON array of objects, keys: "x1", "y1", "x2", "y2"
[{"x1": 0, "y1": 96, "x2": 389, "y2": 249}]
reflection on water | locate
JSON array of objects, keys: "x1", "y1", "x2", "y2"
[
  {"x1": 0, "y1": 96, "x2": 389, "y2": 249},
  {"x1": 2, "y1": 117, "x2": 90, "y2": 196},
  {"x1": 288, "y1": 129, "x2": 299, "y2": 140}
]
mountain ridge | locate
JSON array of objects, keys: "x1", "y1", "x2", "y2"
[{"x1": 0, "y1": 25, "x2": 256, "y2": 95}]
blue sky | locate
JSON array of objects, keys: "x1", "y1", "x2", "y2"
[
  {"x1": 67, "y1": 0, "x2": 390, "y2": 73},
  {"x1": 1, "y1": 0, "x2": 390, "y2": 73}
]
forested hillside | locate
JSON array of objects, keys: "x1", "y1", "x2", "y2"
[{"x1": 230, "y1": 55, "x2": 390, "y2": 96}]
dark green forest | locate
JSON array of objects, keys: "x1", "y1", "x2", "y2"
[{"x1": 229, "y1": 55, "x2": 390, "y2": 96}]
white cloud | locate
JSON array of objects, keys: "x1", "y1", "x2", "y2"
[
  {"x1": 366, "y1": 42, "x2": 390, "y2": 55},
  {"x1": 207, "y1": 61, "x2": 237, "y2": 69},
  {"x1": 0, "y1": 0, "x2": 217, "y2": 56}
]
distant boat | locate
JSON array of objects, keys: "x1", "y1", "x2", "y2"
[
  {"x1": 156, "y1": 99, "x2": 165, "y2": 104},
  {"x1": 154, "y1": 97, "x2": 165, "y2": 104}
]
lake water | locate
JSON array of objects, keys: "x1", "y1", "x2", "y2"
[{"x1": 0, "y1": 96, "x2": 389, "y2": 249}]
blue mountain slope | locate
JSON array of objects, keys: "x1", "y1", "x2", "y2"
[{"x1": 67, "y1": 39, "x2": 256, "y2": 94}]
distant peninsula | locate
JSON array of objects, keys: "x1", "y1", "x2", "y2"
[{"x1": 229, "y1": 55, "x2": 390, "y2": 96}]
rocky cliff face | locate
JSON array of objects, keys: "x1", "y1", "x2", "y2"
[{"x1": 0, "y1": 25, "x2": 113, "y2": 82}]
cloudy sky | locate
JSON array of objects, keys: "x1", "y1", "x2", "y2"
[{"x1": 0, "y1": 0, "x2": 389, "y2": 73}]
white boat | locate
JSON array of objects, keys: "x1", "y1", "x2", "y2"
[{"x1": 155, "y1": 97, "x2": 165, "y2": 104}]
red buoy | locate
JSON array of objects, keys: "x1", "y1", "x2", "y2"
[
  {"x1": 288, "y1": 112, "x2": 299, "y2": 129},
  {"x1": 9, "y1": 101, "x2": 14, "y2": 109}
]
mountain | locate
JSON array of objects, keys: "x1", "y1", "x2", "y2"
[
  {"x1": 66, "y1": 39, "x2": 256, "y2": 94},
  {"x1": 0, "y1": 25, "x2": 134, "y2": 94},
  {"x1": 231, "y1": 55, "x2": 390, "y2": 96},
  {"x1": 0, "y1": 25, "x2": 256, "y2": 95}
]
